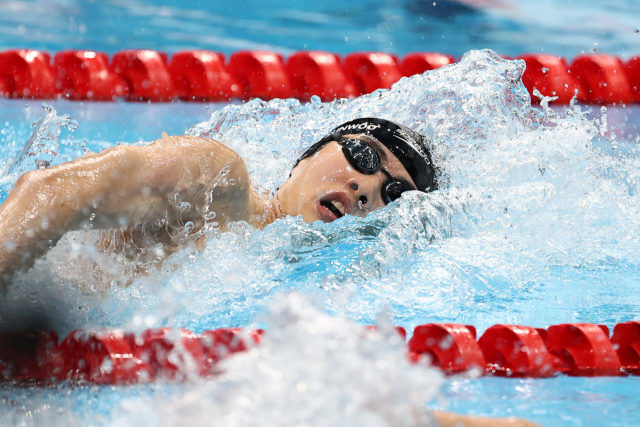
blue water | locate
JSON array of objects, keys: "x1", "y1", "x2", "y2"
[
  {"x1": 0, "y1": 0, "x2": 639, "y2": 59},
  {"x1": 1, "y1": 2, "x2": 640, "y2": 427}
]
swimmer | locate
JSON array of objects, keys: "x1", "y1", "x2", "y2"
[
  {"x1": 0, "y1": 117, "x2": 539, "y2": 427},
  {"x1": 0, "y1": 118, "x2": 437, "y2": 283}
]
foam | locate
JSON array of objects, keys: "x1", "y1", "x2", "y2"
[{"x1": 107, "y1": 293, "x2": 443, "y2": 427}]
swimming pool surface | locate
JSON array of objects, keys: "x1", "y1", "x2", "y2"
[
  {"x1": 1, "y1": 1, "x2": 640, "y2": 427},
  {"x1": 1, "y1": 0, "x2": 639, "y2": 58}
]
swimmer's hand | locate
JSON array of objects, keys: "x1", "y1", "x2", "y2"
[
  {"x1": 0, "y1": 133, "x2": 270, "y2": 289},
  {"x1": 433, "y1": 411, "x2": 541, "y2": 427}
]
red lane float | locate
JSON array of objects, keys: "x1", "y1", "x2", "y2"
[
  {"x1": 0, "y1": 50, "x2": 58, "y2": 99},
  {"x1": 227, "y1": 51, "x2": 291, "y2": 100},
  {"x1": 200, "y1": 328, "x2": 263, "y2": 368},
  {"x1": 408, "y1": 323, "x2": 485, "y2": 373},
  {"x1": 517, "y1": 54, "x2": 582, "y2": 104},
  {"x1": 611, "y1": 321, "x2": 640, "y2": 375},
  {"x1": 0, "y1": 330, "x2": 64, "y2": 382},
  {"x1": 570, "y1": 54, "x2": 632, "y2": 105},
  {"x1": 342, "y1": 52, "x2": 403, "y2": 96},
  {"x1": 478, "y1": 325, "x2": 555, "y2": 377},
  {"x1": 169, "y1": 50, "x2": 241, "y2": 101},
  {"x1": 626, "y1": 57, "x2": 640, "y2": 104},
  {"x1": 399, "y1": 52, "x2": 455, "y2": 77},
  {"x1": 125, "y1": 327, "x2": 207, "y2": 380},
  {"x1": 3, "y1": 321, "x2": 640, "y2": 384},
  {"x1": 285, "y1": 51, "x2": 357, "y2": 101},
  {"x1": 0, "y1": 49, "x2": 638, "y2": 104},
  {"x1": 53, "y1": 50, "x2": 128, "y2": 101},
  {"x1": 60, "y1": 330, "x2": 150, "y2": 383},
  {"x1": 545, "y1": 323, "x2": 622, "y2": 376},
  {"x1": 111, "y1": 50, "x2": 174, "y2": 101}
]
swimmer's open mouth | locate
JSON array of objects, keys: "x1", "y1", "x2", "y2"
[
  {"x1": 317, "y1": 193, "x2": 352, "y2": 222},
  {"x1": 320, "y1": 200, "x2": 345, "y2": 219}
]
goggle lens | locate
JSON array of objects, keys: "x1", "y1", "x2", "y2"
[
  {"x1": 383, "y1": 181, "x2": 407, "y2": 204},
  {"x1": 341, "y1": 138, "x2": 379, "y2": 173},
  {"x1": 340, "y1": 138, "x2": 412, "y2": 205}
]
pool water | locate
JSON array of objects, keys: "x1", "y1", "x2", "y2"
[
  {"x1": 2, "y1": 0, "x2": 640, "y2": 425},
  {"x1": 1, "y1": 0, "x2": 639, "y2": 59},
  {"x1": 1, "y1": 50, "x2": 640, "y2": 426}
]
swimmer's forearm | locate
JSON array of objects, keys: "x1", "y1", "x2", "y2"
[
  {"x1": 432, "y1": 411, "x2": 541, "y2": 427},
  {"x1": 0, "y1": 141, "x2": 182, "y2": 281},
  {"x1": 0, "y1": 144, "x2": 158, "y2": 281},
  {"x1": 0, "y1": 134, "x2": 254, "y2": 282}
]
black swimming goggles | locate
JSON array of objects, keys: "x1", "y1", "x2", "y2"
[{"x1": 338, "y1": 137, "x2": 415, "y2": 205}]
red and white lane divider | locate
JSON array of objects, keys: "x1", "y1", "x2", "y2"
[
  {"x1": 0, "y1": 321, "x2": 638, "y2": 384},
  {"x1": 0, "y1": 49, "x2": 638, "y2": 104}
]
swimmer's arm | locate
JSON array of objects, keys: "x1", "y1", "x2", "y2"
[
  {"x1": 433, "y1": 411, "x2": 541, "y2": 427},
  {"x1": 0, "y1": 133, "x2": 253, "y2": 283}
]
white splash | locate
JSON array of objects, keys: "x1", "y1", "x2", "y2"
[{"x1": 108, "y1": 293, "x2": 443, "y2": 427}]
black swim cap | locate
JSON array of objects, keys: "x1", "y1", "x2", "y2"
[{"x1": 296, "y1": 118, "x2": 437, "y2": 192}]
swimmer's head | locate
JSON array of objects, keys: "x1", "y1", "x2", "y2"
[{"x1": 275, "y1": 118, "x2": 437, "y2": 223}]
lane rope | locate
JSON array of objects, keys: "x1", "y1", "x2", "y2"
[
  {"x1": 0, "y1": 49, "x2": 638, "y2": 104},
  {"x1": 0, "y1": 321, "x2": 638, "y2": 384}
]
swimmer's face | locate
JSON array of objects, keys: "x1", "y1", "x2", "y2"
[{"x1": 275, "y1": 134, "x2": 417, "y2": 223}]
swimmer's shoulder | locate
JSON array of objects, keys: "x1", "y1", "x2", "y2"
[
  {"x1": 146, "y1": 133, "x2": 242, "y2": 162},
  {"x1": 138, "y1": 133, "x2": 249, "y2": 183}
]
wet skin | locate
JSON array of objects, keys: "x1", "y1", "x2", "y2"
[
  {"x1": 0, "y1": 133, "x2": 411, "y2": 285},
  {"x1": 275, "y1": 134, "x2": 418, "y2": 224}
]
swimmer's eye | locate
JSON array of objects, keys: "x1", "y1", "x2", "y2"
[{"x1": 339, "y1": 137, "x2": 414, "y2": 205}]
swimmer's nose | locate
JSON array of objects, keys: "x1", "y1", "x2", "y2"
[{"x1": 346, "y1": 177, "x2": 375, "y2": 213}]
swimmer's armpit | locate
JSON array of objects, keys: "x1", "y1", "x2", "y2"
[{"x1": 432, "y1": 411, "x2": 542, "y2": 427}]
